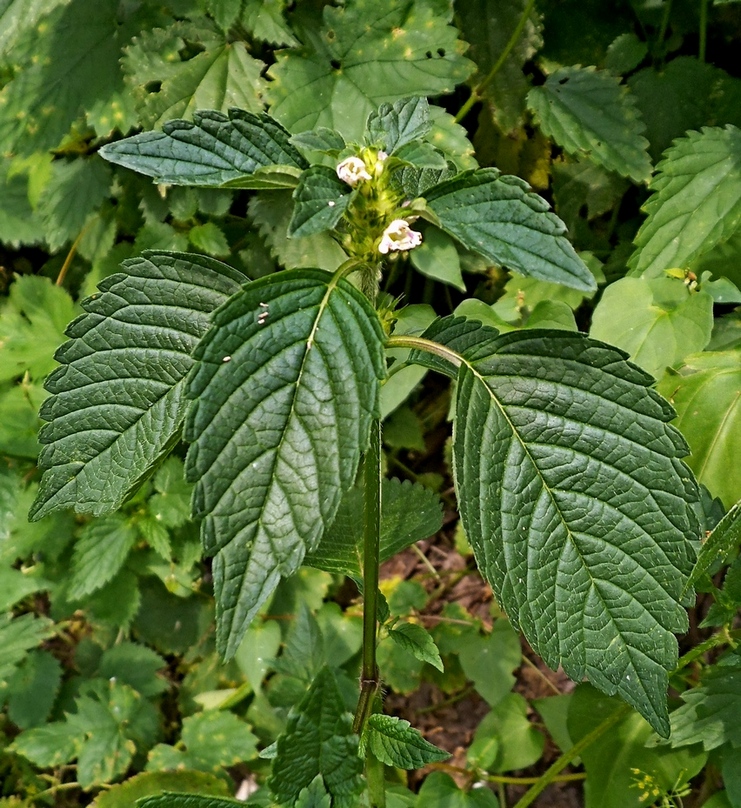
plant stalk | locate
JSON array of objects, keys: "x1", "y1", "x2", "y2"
[{"x1": 353, "y1": 418, "x2": 383, "y2": 737}]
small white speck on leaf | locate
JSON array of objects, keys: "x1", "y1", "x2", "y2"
[{"x1": 222, "y1": 355, "x2": 231, "y2": 363}]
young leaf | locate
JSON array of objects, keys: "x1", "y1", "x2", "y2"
[
  {"x1": 185, "y1": 268, "x2": 386, "y2": 656},
  {"x1": 29, "y1": 251, "x2": 244, "y2": 520},
  {"x1": 422, "y1": 318, "x2": 698, "y2": 736},
  {"x1": 365, "y1": 97, "x2": 432, "y2": 153},
  {"x1": 241, "y1": 0, "x2": 297, "y2": 47},
  {"x1": 630, "y1": 126, "x2": 741, "y2": 277},
  {"x1": 387, "y1": 622, "x2": 444, "y2": 672},
  {"x1": 287, "y1": 166, "x2": 351, "y2": 238},
  {"x1": 267, "y1": 667, "x2": 363, "y2": 807},
  {"x1": 296, "y1": 776, "x2": 331, "y2": 808},
  {"x1": 657, "y1": 350, "x2": 741, "y2": 509},
  {"x1": 362, "y1": 714, "x2": 449, "y2": 768},
  {"x1": 97, "y1": 642, "x2": 168, "y2": 698},
  {"x1": 527, "y1": 66, "x2": 652, "y2": 183},
  {"x1": 687, "y1": 499, "x2": 741, "y2": 591},
  {"x1": 99, "y1": 109, "x2": 308, "y2": 188},
  {"x1": 423, "y1": 169, "x2": 597, "y2": 292},
  {"x1": 266, "y1": 1, "x2": 474, "y2": 141}
]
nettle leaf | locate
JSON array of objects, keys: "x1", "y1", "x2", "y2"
[
  {"x1": 657, "y1": 350, "x2": 741, "y2": 509},
  {"x1": 304, "y1": 477, "x2": 443, "y2": 578},
  {"x1": 589, "y1": 277, "x2": 714, "y2": 380},
  {"x1": 4, "y1": 649, "x2": 63, "y2": 729},
  {"x1": 365, "y1": 96, "x2": 432, "y2": 153},
  {"x1": 92, "y1": 771, "x2": 231, "y2": 808},
  {"x1": 266, "y1": 0, "x2": 474, "y2": 141},
  {"x1": 0, "y1": 613, "x2": 55, "y2": 685},
  {"x1": 137, "y1": 795, "x2": 239, "y2": 808},
  {"x1": 288, "y1": 166, "x2": 351, "y2": 238},
  {"x1": 0, "y1": 161, "x2": 45, "y2": 248},
  {"x1": 30, "y1": 252, "x2": 244, "y2": 520},
  {"x1": 291, "y1": 128, "x2": 347, "y2": 155},
  {"x1": 630, "y1": 126, "x2": 741, "y2": 277},
  {"x1": 387, "y1": 622, "x2": 443, "y2": 672},
  {"x1": 268, "y1": 667, "x2": 363, "y2": 807},
  {"x1": 99, "y1": 109, "x2": 308, "y2": 189},
  {"x1": 241, "y1": 0, "x2": 297, "y2": 47},
  {"x1": 185, "y1": 268, "x2": 385, "y2": 656},
  {"x1": 419, "y1": 317, "x2": 699, "y2": 735},
  {"x1": 458, "y1": 0, "x2": 543, "y2": 133},
  {"x1": 424, "y1": 169, "x2": 596, "y2": 292},
  {"x1": 123, "y1": 22, "x2": 265, "y2": 129},
  {"x1": 688, "y1": 500, "x2": 741, "y2": 590},
  {"x1": 362, "y1": 714, "x2": 449, "y2": 768},
  {"x1": 528, "y1": 65, "x2": 652, "y2": 184}
]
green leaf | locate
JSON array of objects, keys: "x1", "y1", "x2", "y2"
[
  {"x1": 93, "y1": 771, "x2": 231, "y2": 808},
  {"x1": 552, "y1": 157, "x2": 628, "y2": 233},
  {"x1": 0, "y1": 565, "x2": 49, "y2": 611},
  {"x1": 528, "y1": 66, "x2": 651, "y2": 183},
  {"x1": 296, "y1": 776, "x2": 331, "y2": 808},
  {"x1": 149, "y1": 457, "x2": 194, "y2": 530},
  {"x1": 415, "y1": 772, "x2": 499, "y2": 807},
  {"x1": 657, "y1": 350, "x2": 741, "y2": 509},
  {"x1": 137, "y1": 795, "x2": 240, "y2": 808},
  {"x1": 366, "y1": 97, "x2": 432, "y2": 153},
  {"x1": 147, "y1": 711, "x2": 258, "y2": 773},
  {"x1": 469, "y1": 694, "x2": 544, "y2": 773},
  {"x1": 9, "y1": 720, "x2": 82, "y2": 768},
  {"x1": 4, "y1": 649, "x2": 61, "y2": 729},
  {"x1": 458, "y1": 620, "x2": 521, "y2": 707},
  {"x1": 410, "y1": 226, "x2": 466, "y2": 291},
  {"x1": 305, "y1": 477, "x2": 443, "y2": 578},
  {"x1": 424, "y1": 169, "x2": 596, "y2": 292},
  {"x1": 287, "y1": 166, "x2": 351, "y2": 238},
  {"x1": 362, "y1": 714, "x2": 449, "y2": 768},
  {"x1": 387, "y1": 622, "x2": 443, "y2": 672},
  {"x1": 185, "y1": 268, "x2": 385, "y2": 657},
  {"x1": 123, "y1": 22, "x2": 265, "y2": 129},
  {"x1": 266, "y1": 0, "x2": 474, "y2": 141},
  {"x1": 0, "y1": 613, "x2": 54, "y2": 685},
  {"x1": 589, "y1": 278, "x2": 714, "y2": 380},
  {"x1": 99, "y1": 109, "x2": 308, "y2": 189},
  {"x1": 0, "y1": 161, "x2": 45, "y2": 247},
  {"x1": 0, "y1": 0, "x2": 67, "y2": 57},
  {"x1": 189, "y1": 222, "x2": 230, "y2": 258},
  {"x1": 630, "y1": 126, "x2": 741, "y2": 278},
  {"x1": 688, "y1": 500, "x2": 741, "y2": 591},
  {"x1": 30, "y1": 251, "x2": 243, "y2": 520},
  {"x1": 427, "y1": 318, "x2": 698, "y2": 735},
  {"x1": 604, "y1": 33, "x2": 648, "y2": 75},
  {"x1": 241, "y1": 0, "x2": 297, "y2": 47},
  {"x1": 569, "y1": 684, "x2": 707, "y2": 808},
  {"x1": 0, "y1": 275, "x2": 77, "y2": 383},
  {"x1": 97, "y1": 642, "x2": 168, "y2": 698},
  {"x1": 291, "y1": 128, "x2": 347, "y2": 155},
  {"x1": 268, "y1": 668, "x2": 363, "y2": 808},
  {"x1": 458, "y1": 0, "x2": 543, "y2": 133}
]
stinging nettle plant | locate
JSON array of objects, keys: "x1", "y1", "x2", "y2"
[{"x1": 29, "y1": 96, "x2": 700, "y2": 806}]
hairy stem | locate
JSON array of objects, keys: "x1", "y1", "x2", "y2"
[{"x1": 385, "y1": 334, "x2": 462, "y2": 369}]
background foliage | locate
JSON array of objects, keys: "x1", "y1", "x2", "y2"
[{"x1": 1, "y1": 0, "x2": 741, "y2": 806}]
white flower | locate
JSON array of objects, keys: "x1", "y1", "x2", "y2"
[
  {"x1": 378, "y1": 219, "x2": 423, "y2": 254},
  {"x1": 336, "y1": 156, "x2": 372, "y2": 186}
]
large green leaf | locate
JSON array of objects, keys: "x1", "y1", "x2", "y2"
[
  {"x1": 458, "y1": 0, "x2": 543, "y2": 133},
  {"x1": 268, "y1": 667, "x2": 363, "y2": 807},
  {"x1": 423, "y1": 169, "x2": 596, "y2": 291},
  {"x1": 266, "y1": 0, "x2": 474, "y2": 141},
  {"x1": 287, "y1": 166, "x2": 351, "y2": 238},
  {"x1": 29, "y1": 251, "x2": 244, "y2": 520},
  {"x1": 0, "y1": 0, "x2": 68, "y2": 57},
  {"x1": 99, "y1": 109, "x2": 308, "y2": 189},
  {"x1": 657, "y1": 350, "x2": 741, "y2": 509},
  {"x1": 589, "y1": 277, "x2": 714, "y2": 380},
  {"x1": 527, "y1": 65, "x2": 651, "y2": 183},
  {"x1": 630, "y1": 126, "x2": 741, "y2": 277},
  {"x1": 184, "y1": 268, "x2": 385, "y2": 657},
  {"x1": 418, "y1": 317, "x2": 698, "y2": 735}
]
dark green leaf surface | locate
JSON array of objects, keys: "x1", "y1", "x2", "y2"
[
  {"x1": 304, "y1": 477, "x2": 443, "y2": 578},
  {"x1": 99, "y1": 109, "x2": 308, "y2": 188},
  {"x1": 185, "y1": 268, "x2": 385, "y2": 656},
  {"x1": 687, "y1": 500, "x2": 741, "y2": 591},
  {"x1": 268, "y1": 667, "x2": 363, "y2": 807},
  {"x1": 527, "y1": 66, "x2": 652, "y2": 183},
  {"x1": 365, "y1": 96, "x2": 432, "y2": 153},
  {"x1": 363, "y1": 714, "x2": 449, "y2": 768},
  {"x1": 30, "y1": 251, "x2": 243, "y2": 520},
  {"x1": 437, "y1": 319, "x2": 698, "y2": 734},
  {"x1": 424, "y1": 169, "x2": 596, "y2": 291},
  {"x1": 0, "y1": 613, "x2": 55, "y2": 684},
  {"x1": 93, "y1": 772, "x2": 231, "y2": 808},
  {"x1": 387, "y1": 622, "x2": 444, "y2": 672},
  {"x1": 630, "y1": 126, "x2": 741, "y2": 277},
  {"x1": 288, "y1": 166, "x2": 351, "y2": 238}
]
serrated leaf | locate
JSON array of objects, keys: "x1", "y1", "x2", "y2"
[
  {"x1": 0, "y1": 612, "x2": 54, "y2": 685},
  {"x1": 9, "y1": 720, "x2": 82, "y2": 768},
  {"x1": 99, "y1": 109, "x2": 308, "y2": 188},
  {"x1": 5, "y1": 649, "x2": 62, "y2": 729},
  {"x1": 30, "y1": 251, "x2": 243, "y2": 520},
  {"x1": 688, "y1": 500, "x2": 741, "y2": 591},
  {"x1": 366, "y1": 97, "x2": 432, "y2": 153},
  {"x1": 268, "y1": 667, "x2": 363, "y2": 807},
  {"x1": 552, "y1": 157, "x2": 628, "y2": 233},
  {"x1": 189, "y1": 222, "x2": 230, "y2": 258},
  {"x1": 630, "y1": 126, "x2": 741, "y2": 278},
  {"x1": 589, "y1": 278, "x2": 714, "y2": 379},
  {"x1": 528, "y1": 65, "x2": 651, "y2": 183},
  {"x1": 604, "y1": 33, "x2": 648, "y2": 75},
  {"x1": 458, "y1": 0, "x2": 543, "y2": 133},
  {"x1": 363, "y1": 714, "x2": 449, "y2": 769},
  {"x1": 241, "y1": 0, "x2": 297, "y2": 46},
  {"x1": 288, "y1": 166, "x2": 351, "y2": 238},
  {"x1": 185, "y1": 268, "x2": 385, "y2": 657},
  {"x1": 424, "y1": 169, "x2": 596, "y2": 291},
  {"x1": 304, "y1": 477, "x2": 443, "y2": 578},
  {"x1": 97, "y1": 642, "x2": 168, "y2": 698},
  {"x1": 123, "y1": 22, "x2": 265, "y2": 129},
  {"x1": 137, "y1": 794, "x2": 240, "y2": 808},
  {"x1": 266, "y1": 0, "x2": 474, "y2": 141},
  {"x1": 93, "y1": 771, "x2": 231, "y2": 808},
  {"x1": 291, "y1": 128, "x2": 347, "y2": 155},
  {"x1": 0, "y1": 161, "x2": 45, "y2": 247},
  {"x1": 0, "y1": 566, "x2": 49, "y2": 611},
  {"x1": 149, "y1": 457, "x2": 193, "y2": 529},
  {"x1": 387, "y1": 622, "x2": 443, "y2": 672},
  {"x1": 296, "y1": 776, "x2": 331, "y2": 808},
  {"x1": 657, "y1": 350, "x2": 741, "y2": 509},
  {"x1": 429, "y1": 318, "x2": 698, "y2": 735}
]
